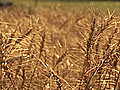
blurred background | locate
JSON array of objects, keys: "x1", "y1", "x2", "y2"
[{"x1": 1, "y1": 0, "x2": 120, "y2": 12}]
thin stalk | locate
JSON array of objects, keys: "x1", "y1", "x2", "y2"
[{"x1": 0, "y1": 31, "x2": 3, "y2": 89}]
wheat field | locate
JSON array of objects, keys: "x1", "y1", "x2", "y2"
[{"x1": 0, "y1": 4, "x2": 120, "y2": 90}]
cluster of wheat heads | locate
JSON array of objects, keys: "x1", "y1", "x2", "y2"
[
  {"x1": 76, "y1": 10, "x2": 120, "y2": 89},
  {"x1": 0, "y1": 6, "x2": 120, "y2": 90}
]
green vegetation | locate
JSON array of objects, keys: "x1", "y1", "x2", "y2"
[{"x1": 2, "y1": 0, "x2": 120, "y2": 12}]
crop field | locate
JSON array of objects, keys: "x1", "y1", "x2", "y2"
[
  {"x1": 3, "y1": 0, "x2": 120, "y2": 12},
  {"x1": 0, "y1": 1, "x2": 120, "y2": 90}
]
